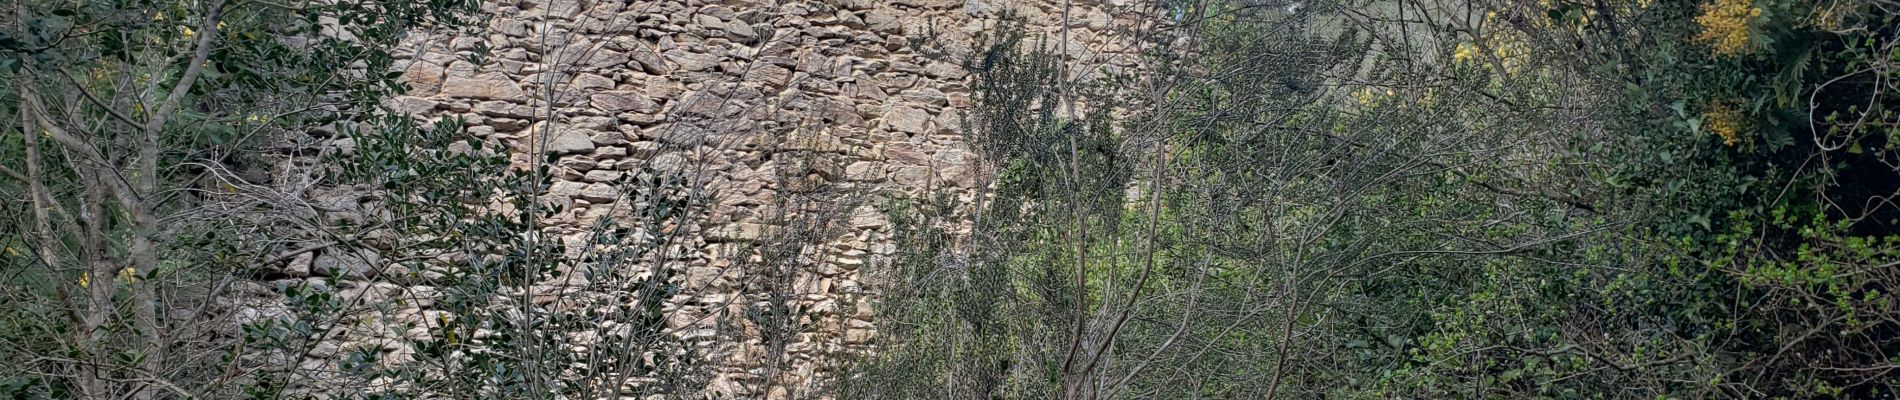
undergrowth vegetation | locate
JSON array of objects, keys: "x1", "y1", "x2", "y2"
[
  {"x1": 1, "y1": 0, "x2": 1894, "y2": 398},
  {"x1": 850, "y1": 0, "x2": 1900, "y2": 398}
]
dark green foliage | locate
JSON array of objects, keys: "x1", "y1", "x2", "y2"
[
  {"x1": 0, "y1": 0, "x2": 481, "y2": 397},
  {"x1": 1535, "y1": 0, "x2": 1900, "y2": 396},
  {"x1": 850, "y1": 0, "x2": 1900, "y2": 398}
]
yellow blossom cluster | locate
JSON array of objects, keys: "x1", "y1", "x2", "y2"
[
  {"x1": 1491, "y1": 40, "x2": 1529, "y2": 74},
  {"x1": 1353, "y1": 87, "x2": 1395, "y2": 106},
  {"x1": 1704, "y1": 103, "x2": 1745, "y2": 146},
  {"x1": 1451, "y1": 12, "x2": 1535, "y2": 74},
  {"x1": 1452, "y1": 42, "x2": 1479, "y2": 64},
  {"x1": 1694, "y1": 0, "x2": 1763, "y2": 56}
]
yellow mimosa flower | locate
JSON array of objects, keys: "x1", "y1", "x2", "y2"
[{"x1": 1695, "y1": 0, "x2": 1762, "y2": 56}]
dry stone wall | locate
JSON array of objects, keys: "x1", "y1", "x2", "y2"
[{"x1": 284, "y1": 0, "x2": 1152, "y2": 397}]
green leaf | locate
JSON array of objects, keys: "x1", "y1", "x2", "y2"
[{"x1": 1688, "y1": 213, "x2": 1711, "y2": 231}]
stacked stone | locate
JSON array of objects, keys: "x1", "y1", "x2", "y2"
[{"x1": 270, "y1": 0, "x2": 1154, "y2": 397}]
